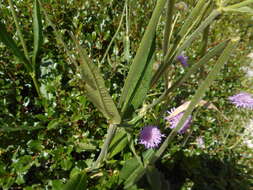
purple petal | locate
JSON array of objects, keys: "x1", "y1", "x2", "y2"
[
  {"x1": 177, "y1": 55, "x2": 189, "y2": 67},
  {"x1": 165, "y1": 109, "x2": 192, "y2": 134},
  {"x1": 139, "y1": 126, "x2": 164, "y2": 149},
  {"x1": 228, "y1": 92, "x2": 253, "y2": 109}
]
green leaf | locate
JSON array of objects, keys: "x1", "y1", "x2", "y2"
[
  {"x1": 27, "y1": 140, "x2": 44, "y2": 152},
  {"x1": 32, "y1": 0, "x2": 43, "y2": 65},
  {"x1": 63, "y1": 172, "x2": 87, "y2": 190},
  {"x1": 71, "y1": 34, "x2": 121, "y2": 124},
  {"x1": 61, "y1": 159, "x2": 73, "y2": 171},
  {"x1": 178, "y1": 0, "x2": 206, "y2": 38},
  {"x1": 0, "y1": 21, "x2": 31, "y2": 71},
  {"x1": 119, "y1": 149, "x2": 155, "y2": 188},
  {"x1": 224, "y1": 0, "x2": 253, "y2": 10},
  {"x1": 119, "y1": 0, "x2": 167, "y2": 113},
  {"x1": 130, "y1": 39, "x2": 156, "y2": 110},
  {"x1": 224, "y1": 6, "x2": 253, "y2": 14},
  {"x1": 47, "y1": 119, "x2": 61, "y2": 130},
  {"x1": 107, "y1": 129, "x2": 128, "y2": 159}
]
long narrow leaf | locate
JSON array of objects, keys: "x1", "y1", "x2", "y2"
[
  {"x1": 178, "y1": 0, "x2": 206, "y2": 37},
  {"x1": 7, "y1": 0, "x2": 29, "y2": 61},
  {"x1": 0, "y1": 22, "x2": 31, "y2": 71},
  {"x1": 32, "y1": 0, "x2": 43, "y2": 65},
  {"x1": 71, "y1": 34, "x2": 121, "y2": 124},
  {"x1": 119, "y1": 0, "x2": 167, "y2": 113},
  {"x1": 130, "y1": 38, "x2": 156, "y2": 110}
]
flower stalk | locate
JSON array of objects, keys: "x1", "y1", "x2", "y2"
[{"x1": 93, "y1": 124, "x2": 117, "y2": 169}]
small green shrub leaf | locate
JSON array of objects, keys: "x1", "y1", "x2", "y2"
[{"x1": 63, "y1": 172, "x2": 87, "y2": 190}]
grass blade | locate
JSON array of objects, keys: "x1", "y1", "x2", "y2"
[{"x1": 32, "y1": 0, "x2": 43, "y2": 65}]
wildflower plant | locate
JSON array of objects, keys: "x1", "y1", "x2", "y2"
[
  {"x1": 0, "y1": 0, "x2": 253, "y2": 189},
  {"x1": 228, "y1": 92, "x2": 253, "y2": 109}
]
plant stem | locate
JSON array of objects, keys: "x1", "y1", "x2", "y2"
[
  {"x1": 93, "y1": 124, "x2": 117, "y2": 168},
  {"x1": 100, "y1": 0, "x2": 127, "y2": 65},
  {"x1": 163, "y1": 0, "x2": 175, "y2": 56},
  {"x1": 31, "y1": 72, "x2": 41, "y2": 98},
  {"x1": 8, "y1": 0, "x2": 30, "y2": 62},
  {"x1": 151, "y1": 9, "x2": 221, "y2": 86}
]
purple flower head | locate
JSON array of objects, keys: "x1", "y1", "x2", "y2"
[
  {"x1": 139, "y1": 126, "x2": 164, "y2": 149},
  {"x1": 166, "y1": 109, "x2": 192, "y2": 134},
  {"x1": 228, "y1": 92, "x2": 253, "y2": 109},
  {"x1": 176, "y1": 55, "x2": 189, "y2": 67}
]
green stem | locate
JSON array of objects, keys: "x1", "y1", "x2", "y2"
[
  {"x1": 200, "y1": 25, "x2": 210, "y2": 57},
  {"x1": 31, "y1": 72, "x2": 41, "y2": 98},
  {"x1": 100, "y1": 0, "x2": 127, "y2": 65},
  {"x1": 8, "y1": 0, "x2": 30, "y2": 62},
  {"x1": 93, "y1": 124, "x2": 117, "y2": 168},
  {"x1": 162, "y1": 0, "x2": 175, "y2": 56},
  {"x1": 151, "y1": 9, "x2": 221, "y2": 86}
]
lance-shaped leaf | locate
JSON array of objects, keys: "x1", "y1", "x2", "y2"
[
  {"x1": 32, "y1": 0, "x2": 43, "y2": 65},
  {"x1": 71, "y1": 34, "x2": 121, "y2": 124},
  {"x1": 130, "y1": 39, "x2": 156, "y2": 110},
  {"x1": 119, "y1": 0, "x2": 167, "y2": 114},
  {"x1": 0, "y1": 22, "x2": 31, "y2": 72}
]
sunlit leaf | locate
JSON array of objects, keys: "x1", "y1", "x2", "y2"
[
  {"x1": 71, "y1": 34, "x2": 121, "y2": 124},
  {"x1": 119, "y1": 0, "x2": 167, "y2": 114}
]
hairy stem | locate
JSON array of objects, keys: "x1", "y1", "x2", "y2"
[{"x1": 93, "y1": 124, "x2": 117, "y2": 168}]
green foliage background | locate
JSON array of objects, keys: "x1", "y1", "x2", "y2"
[{"x1": 0, "y1": 0, "x2": 253, "y2": 189}]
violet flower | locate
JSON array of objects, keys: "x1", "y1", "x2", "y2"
[
  {"x1": 228, "y1": 92, "x2": 253, "y2": 109},
  {"x1": 176, "y1": 55, "x2": 189, "y2": 67},
  {"x1": 139, "y1": 126, "x2": 164, "y2": 149},
  {"x1": 166, "y1": 109, "x2": 192, "y2": 134}
]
